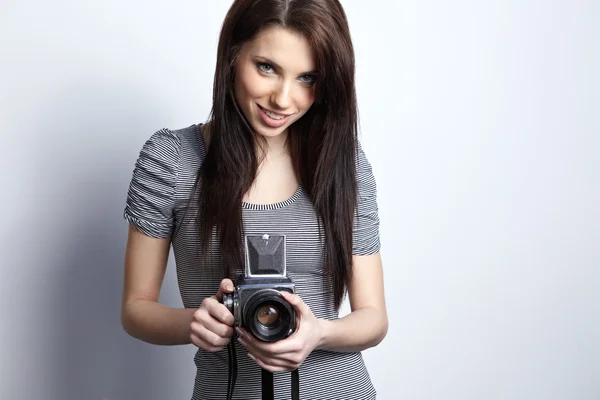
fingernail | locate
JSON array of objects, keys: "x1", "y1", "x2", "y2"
[{"x1": 247, "y1": 353, "x2": 255, "y2": 360}]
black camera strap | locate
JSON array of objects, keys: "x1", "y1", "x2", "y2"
[
  {"x1": 226, "y1": 341, "x2": 300, "y2": 400},
  {"x1": 226, "y1": 341, "x2": 238, "y2": 400},
  {"x1": 261, "y1": 368, "x2": 299, "y2": 400},
  {"x1": 261, "y1": 369, "x2": 273, "y2": 399}
]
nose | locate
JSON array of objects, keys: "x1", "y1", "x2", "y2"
[{"x1": 270, "y1": 80, "x2": 292, "y2": 110}]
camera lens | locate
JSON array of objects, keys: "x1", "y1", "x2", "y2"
[
  {"x1": 244, "y1": 289, "x2": 295, "y2": 342},
  {"x1": 257, "y1": 305, "x2": 280, "y2": 327}
]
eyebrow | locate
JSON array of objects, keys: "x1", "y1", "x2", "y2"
[{"x1": 253, "y1": 55, "x2": 319, "y2": 75}]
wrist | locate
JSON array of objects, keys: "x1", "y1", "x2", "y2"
[{"x1": 315, "y1": 318, "x2": 332, "y2": 351}]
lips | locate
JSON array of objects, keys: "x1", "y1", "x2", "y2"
[{"x1": 257, "y1": 104, "x2": 293, "y2": 128}]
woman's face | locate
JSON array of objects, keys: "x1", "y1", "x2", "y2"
[{"x1": 233, "y1": 26, "x2": 317, "y2": 140}]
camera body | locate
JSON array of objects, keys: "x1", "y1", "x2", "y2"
[{"x1": 222, "y1": 234, "x2": 297, "y2": 342}]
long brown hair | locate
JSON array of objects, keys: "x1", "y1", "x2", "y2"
[{"x1": 198, "y1": 0, "x2": 358, "y2": 310}]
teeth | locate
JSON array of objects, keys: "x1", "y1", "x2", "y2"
[{"x1": 264, "y1": 109, "x2": 285, "y2": 120}]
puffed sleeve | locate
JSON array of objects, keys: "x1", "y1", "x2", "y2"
[
  {"x1": 352, "y1": 140, "x2": 381, "y2": 255},
  {"x1": 123, "y1": 128, "x2": 181, "y2": 238}
]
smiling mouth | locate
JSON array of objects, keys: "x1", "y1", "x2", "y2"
[
  {"x1": 257, "y1": 104, "x2": 293, "y2": 120},
  {"x1": 256, "y1": 104, "x2": 294, "y2": 128}
]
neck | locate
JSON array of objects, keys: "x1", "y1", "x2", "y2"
[
  {"x1": 256, "y1": 129, "x2": 290, "y2": 161},
  {"x1": 202, "y1": 120, "x2": 290, "y2": 161}
]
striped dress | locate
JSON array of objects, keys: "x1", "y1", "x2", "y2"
[{"x1": 123, "y1": 123, "x2": 381, "y2": 400}]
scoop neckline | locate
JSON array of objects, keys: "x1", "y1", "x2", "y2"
[
  {"x1": 242, "y1": 185, "x2": 303, "y2": 210},
  {"x1": 195, "y1": 123, "x2": 303, "y2": 211}
]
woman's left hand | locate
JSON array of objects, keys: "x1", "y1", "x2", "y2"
[{"x1": 237, "y1": 291, "x2": 324, "y2": 372}]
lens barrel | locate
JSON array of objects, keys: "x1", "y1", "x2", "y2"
[{"x1": 244, "y1": 289, "x2": 295, "y2": 342}]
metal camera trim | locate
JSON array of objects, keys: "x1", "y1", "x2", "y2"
[
  {"x1": 244, "y1": 234, "x2": 287, "y2": 278},
  {"x1": 222, "y1": 291, "x2": 241, "y2": 328}
]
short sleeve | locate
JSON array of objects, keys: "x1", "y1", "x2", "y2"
[
  {"x1": 352, "y1": 141, "x2": 381, "y2": 255},
  {"x1": 123, "y1": 128, "x2": 181, "y2": 238}
]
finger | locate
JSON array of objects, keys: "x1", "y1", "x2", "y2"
[
  {"x1": 237, "y1": 332, "x2": 299, "y2": 365},
  {"x1": 199, "y1": 315, "x2": 235, "y2": 339},
  {"x1": 191, "y1": 322, "x2": 231, "y2": 347},
  {"x1": 192, "y1": 324, "x2": 231, "y2": 348},
  {"x1": 203, "y1": 298, "x2": 235, "y2": 326},
  {"x1": 236, "y1": 328, "x2": 304, "y2": 354},
  {"x1": 236, "y1": 328, "x2": 290, "y2": 356},
  {"x1": 281, "y1": 291, "x2": 312, "y2": 316},
  {"x1": 216, "y1": 279, "x2": 235, "y2": 302},
  {"x1": 247, "y1": 353, "x2": 295, "y2": 373},
  {"x1": 190, "y1": 333, "x2": 225, "y2": 352},
  {"x1": 237, "y1": 335, "x2": 269, "y2": 358},
  {"x1": 240, "y1": 339, "x2": 300, "y2": 368}
]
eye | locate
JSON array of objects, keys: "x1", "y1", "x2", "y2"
[
  {"x1": 299, "y1": 75, "x2": 317, "y2": 85},
  {"x1": 257, "y1": 62, "x2": 275, "y2": 74}
]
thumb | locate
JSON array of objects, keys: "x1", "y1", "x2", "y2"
[
  {"x1": 216, "y1": 278, "x2": 234, "y2": 301},
  {"x1": 281, "y1": 291, "x2": 312, "y2": 316}
]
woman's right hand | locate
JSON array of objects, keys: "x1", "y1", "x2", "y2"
[{"x1": 189, "y1": 279, "x2": 235, "y2": 352}]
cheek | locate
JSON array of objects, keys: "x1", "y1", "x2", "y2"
[
  {"x1": 236, "y1": 65, "x2": 270, "y2": 100},
  {"x1": 234, "y1": 69, "x2": 252, "y2": 101},
  {"x1": 296, "y1": 90, "x2": 315, "y2": 111}
]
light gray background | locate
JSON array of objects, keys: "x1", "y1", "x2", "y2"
[{"x1": 1, "y1": 1, "x2": 598, "y2": 399}]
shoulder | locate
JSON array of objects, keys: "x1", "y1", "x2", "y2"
[
  {"x1": 123, "y1": 124, "x2": 204, "y2": 238},
  {"x1": 352, "y1": 138, "x2": 380, "y2": 254},
  {"x1": 138, "y1": 127, "x2": 181, "y2": 162},
  {"x1": 139, "y1": 123, "x2": 201, "y2": 154},
  {"x1": 124, "y1": 128, "x2": 181, "y2": 238},
  {"x1": 355, "y1": 139, "x2": 377, "y2": 195},
  {"x1": 135, "y1": 123, "x2": 206, "y2": 172}
]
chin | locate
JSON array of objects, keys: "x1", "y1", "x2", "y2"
[
  {"x1": 251, "y1": 120, "x2": 294, "y2": 139},
  {"x1": 255, "y1": 126, "x2": 288, "y2": 138}
]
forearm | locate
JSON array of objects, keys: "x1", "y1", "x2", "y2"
[
  {"x1": 316, "y1": 307, "x2": 388, "y2": 353},
  {"x1": 121, "y1": 299, "x2": 195, "y2": 346}
]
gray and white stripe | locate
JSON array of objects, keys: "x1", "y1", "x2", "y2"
[{"x1": 124, "y1": 124, "x2": 380, "y2": 400}]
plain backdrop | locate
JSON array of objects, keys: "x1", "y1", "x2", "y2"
[{"x1": 1, "y1": 0, "x2": 598, "y2": 399}]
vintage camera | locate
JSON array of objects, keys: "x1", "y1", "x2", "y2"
[{"x1": 222, "y1": 234, "x2": 296, "y2": 342}]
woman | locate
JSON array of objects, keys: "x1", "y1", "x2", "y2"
[{"x1": 121, "y1": 0, "x2": 388, "y2": 398}]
